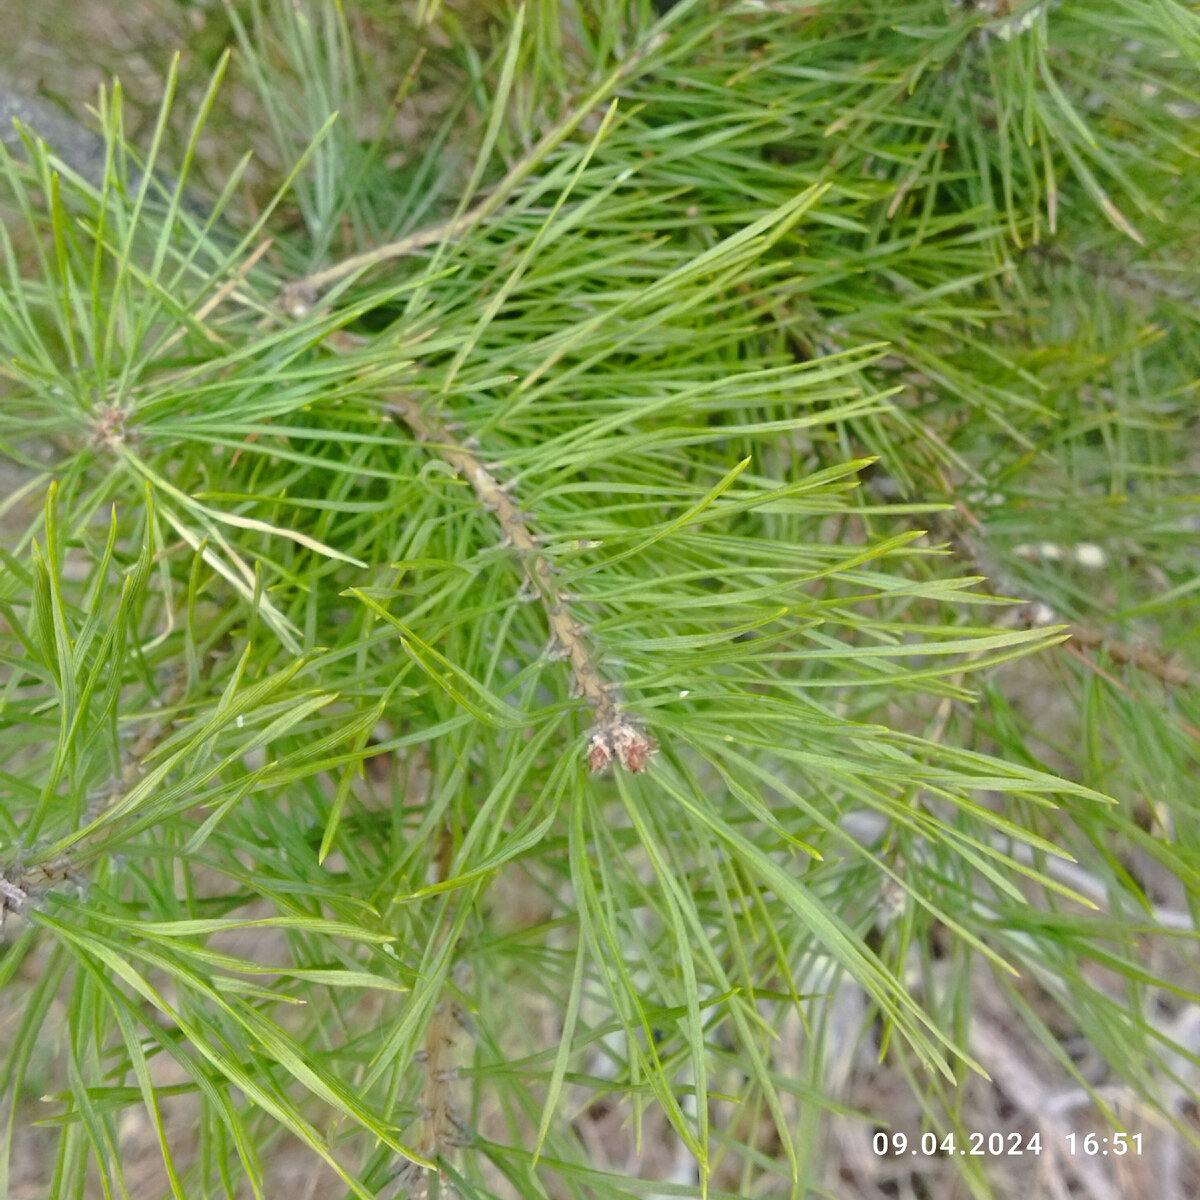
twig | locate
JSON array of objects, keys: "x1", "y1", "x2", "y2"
[
  {"x1": 379, "y1": 825, "x2": 471, "y2": 1200},
  {"x1": 382, "y1": 982, "x2": 468, "y2": 1200},
  {"x1": 381, "y1": 394, "x2": 655, "y2": 773},
  {"x1": 1066, "y1": 624, "x2": 1195, "y2": 689},
  {"x1": 279, "y1": 31, "x2": 668, "y2": 313},
  {"x1": 972, "y1": 1016, "x2": 1126, "y2": 1200},
  {"x1": 415, "y1": 999, "x2": 465, "y2": 1155},
  {"x1": 153, "y1": 236, "x2": 274, "y2": 358},
  {"x1": 280, "y1": 201, "x2": 490, "y2": 317},
  {"x1": 0, "y1": 671, "x2": 188, "y2": 929},
  {"x1": 943, "y1": 514, "x2": 1196, "y2": 717},
  {"x1": 257, "y1": 24, "x2": 669, "y2": 778}
]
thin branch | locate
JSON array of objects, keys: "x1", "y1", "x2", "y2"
[
  {"x1": 279, "y1": 30, "x2": 668, "y2": 314},
  {"x1": 0, "y1": 671, "x2": 188, "y2": 927},
  {"x1": 381, "y1": 393, "x2": 655, "y2": 773},
  {"x1": 947, "y1": 517, "x2": 1196, "y2": 693},
  {"x1": 280, "y1": 200, "x2": 490, "y2": 317}
]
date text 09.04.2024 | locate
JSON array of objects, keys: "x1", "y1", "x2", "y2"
[{"x1": 872, "y1": 1130, "x2": 1144, "y2": 1158}]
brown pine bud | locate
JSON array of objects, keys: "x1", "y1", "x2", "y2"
[{"x1": 585, "y1": 718, "x2": 657, "y2": 774}]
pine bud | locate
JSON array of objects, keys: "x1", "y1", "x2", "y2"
[{"x1": 585, "y1": 718, "x2": 657, "y2": 774}]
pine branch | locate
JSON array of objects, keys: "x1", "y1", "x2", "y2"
[
  {"x1": 0, "y1": 2, "x2": 1197, "y2": 1197},
  {"x1": 381, "y1": 391, "x2": 656, "y2": 773}
]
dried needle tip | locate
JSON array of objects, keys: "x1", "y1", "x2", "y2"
[{"x1": 586, "y1": 717, "x2": 657, "y2": 775}]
